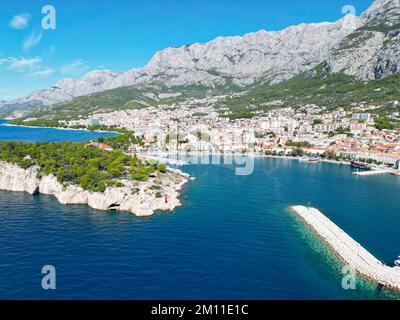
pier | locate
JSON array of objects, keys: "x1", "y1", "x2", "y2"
[
  {"x1": 291, "y1": 205, "x2": 400, "y2": 291},
  {"x1": 352, "y1": 168, "x2": 393, "y2": 176}
]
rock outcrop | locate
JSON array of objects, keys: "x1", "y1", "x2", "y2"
[
  {"x1": 327, "y1": 0, "x2": 400, "y2": 80},
  {"x1": 0, "y1": 162, "x2": 40, "y2": 194},
  {"x1": 0, "y1": 161, "x2": 187, "y2": 217}
]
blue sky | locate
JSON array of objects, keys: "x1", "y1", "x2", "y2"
[{"x1": 0, "y1": 0, "x2": 373, "y2": 100}]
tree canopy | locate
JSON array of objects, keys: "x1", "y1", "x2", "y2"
[{"x1": 0, "y1": 137, "x2": 163, "y2": 193}]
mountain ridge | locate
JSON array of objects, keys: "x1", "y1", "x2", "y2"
[
  {"x1": 1, "y1": 0, "x2": 398, "y2": 115},
  {"x1": 327, "y1": 0, "x2": 400, "y2": 80}
]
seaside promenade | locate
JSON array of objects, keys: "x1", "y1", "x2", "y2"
[{"x1": 291, "y1": 205, "x2": 400, "y2": 291}]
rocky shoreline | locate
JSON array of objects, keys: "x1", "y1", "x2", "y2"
[{"x1": 0, "y1": 161, "x2": 188, "y2": 217}]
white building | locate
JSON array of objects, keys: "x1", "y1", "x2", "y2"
[{"x1": 352, "y1": 113, "x2": 371, "y2": 122}]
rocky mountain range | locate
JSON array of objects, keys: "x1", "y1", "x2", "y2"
[
  {"x1": 1, "y1": 0, "x2": 398, "y2": 114},
  {"x1": 328, "y1": 0, "x2": 400, "y2": 80}
]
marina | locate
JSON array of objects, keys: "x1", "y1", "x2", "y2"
[{"x1": 291, "y1": 205, "x2": 400, "y2": 292}]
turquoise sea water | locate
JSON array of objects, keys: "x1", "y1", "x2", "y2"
[
  {"x1": 0, "y1": 119, "x2": 116, "y2": 142},
  {"x1": 0, "y1": 123, "x2": 399, "y2": 299}
]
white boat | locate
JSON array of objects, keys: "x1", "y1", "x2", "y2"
[{"x1": 395, "y1": 256, "x2": 400, "y2": 267}]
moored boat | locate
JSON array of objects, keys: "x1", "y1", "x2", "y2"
[{"x1": 351, "y1": 161, "x2": 371, "y2": 170}]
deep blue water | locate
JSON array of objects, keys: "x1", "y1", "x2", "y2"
[
  {"x1": 0, "y1": 119, "x2": 116, "y2": 142},
  {"x1": 0, "y1": 124, "x2": 400, "y2": 299}
]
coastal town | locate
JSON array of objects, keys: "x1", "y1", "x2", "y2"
[
  {"x1": 57, "y1": 96, "x2": 400, "y2": 172},
  {"x1": 2, "y1": 0, "x2": 400, "y2": 302}
]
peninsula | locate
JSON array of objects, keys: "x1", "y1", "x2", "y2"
[{"x1": 0, "y1": 133, "x2": 188, "y2": 216}]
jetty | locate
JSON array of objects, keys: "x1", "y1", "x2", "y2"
[
  {"x1": 352, "y1": 168, "x2": 393, "y2": 176},
  {"x1": 291, "y1": 205, "x2": 400, "y2": 291}
]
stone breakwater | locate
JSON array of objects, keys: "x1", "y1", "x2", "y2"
[
  {"x1": 0, "y1": 161, "x2": 188, "y2": 217},
  {"x1": 291, "y1": 205, "x2": 400, "y2": 291}
]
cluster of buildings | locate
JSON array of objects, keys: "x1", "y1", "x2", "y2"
[{"x1": 68, "y1": 100, "x2": 400, "y2": 167}]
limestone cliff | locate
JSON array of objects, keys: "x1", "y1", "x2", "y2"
[{"x1": 0, "y1": 161, "x2": 187, "y2": 217}]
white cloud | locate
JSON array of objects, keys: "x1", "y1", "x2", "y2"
[
  {"x1": 0, "y1": 57, "x2": 42, "y2": 72},
  {"x1": 60, "y1": 59, "x2": 90, "y2": 75},
  {"x1": 0, "y1": 56, "x2": 55, "y2": 78},
  {"x1": 29, "y1": 68, "x2": 56, "y2": 78},
  {"x1": 10, "y1": 13, "x2": 31, "y2": 29},
  {"x1": 23, "y1": 30, "x2": 43, "y2": 51}
]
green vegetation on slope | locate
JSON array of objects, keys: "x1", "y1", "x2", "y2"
[
  {"x1": 220, "y1": 65, "x2": 400, "y2": 117},
  {"x1": 8, "y1": 64, "x2": 400, "y2": 124},
  {"x1": 374, "y1": 116, "x2": 396, "y2": 130},
  {"x1": 33, "y1": 86, "x2": 155, "y2": 120},
  {"x1": 12, "y1": 80, "x2": 242, "y2": 124},
  {"x1": 359, "y1": 23, "x2": 400, "y2": 35}
]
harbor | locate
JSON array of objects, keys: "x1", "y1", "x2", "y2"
[{"x1": 291, "y1": 205, "x2": 400, "y2": 292}]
